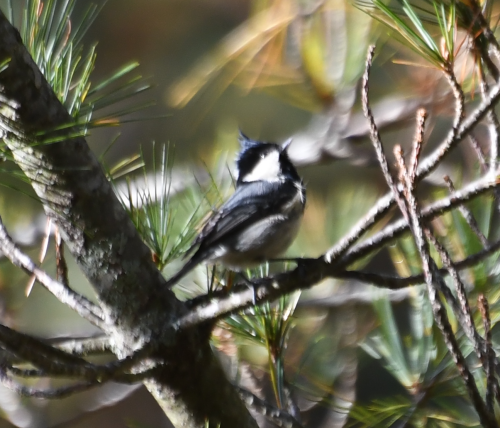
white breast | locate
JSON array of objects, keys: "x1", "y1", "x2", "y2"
[{"x1": 211, "y1": 185, "x2": 305, "y2": 269}]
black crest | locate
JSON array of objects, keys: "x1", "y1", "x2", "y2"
[{"x1": 236, "y1": 131, "x2": 280, "y2": 183}]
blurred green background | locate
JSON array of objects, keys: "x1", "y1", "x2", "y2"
[{"x1": 0, "y1": 0, "x2": 497, "y2": 427}]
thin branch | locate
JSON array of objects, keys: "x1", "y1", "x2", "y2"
[
  {"x1": 395, "y1": 112, "x2": 498, "y2": 383},
  {"x1": 180, "y1": 227, "x2": 500, "y2": 327},
  {"x1": 362, "y1": 44, "x2": 495, "y2": 425},
  {"x1": 396, "y1": 90, "x2": 490, "y2": 408},
  {"x1": 0, "y1": 216, "x2": 105, "y2": 329},
  {"x1": 469, "y1": 135, "x2": 488, "y2": 170},
  {"x1": 0, "y1": 324, "x2": 93, "y2": 373},
  {"x1": 5, "y1": 364, "x2": 157, "y2": 384},
  {"x1": 340, "y1": 174, "x2": 499, "y2": 267},
  {"x1": 361, "y1": 46, "x2": 406, "y2": 219},
  {"x1": 478, "y1": 294, "x2": 498, "y2": 414},
  {"x1": 55, "y1": 227, "x2": 69, "y2": 287},
  {"x1": 418, "y1": 73, "x2": 500, "y2": 176},
  {"x1": 326, "y1": 55, "x2": 500, "y2": 264},
  {"x1": 323, "y1": 191, "x2": 394, "y2": 263},
  {"x1": 477, "y1": 61, "x2": 500, "y2": 177},
  {"x1": 0, "y1": 369, "x2": 98, "y2": 398},
  {"x1": 409, "y1": 108, "x2": 426, "y2": 184},
  {"x1": 425, "y1": 232, "x2": 493, "y2": 371},
  {"x1": 394, "y1": 146, "x2": 467, "y2": 334},
  {"x1": 335, "y1": 234, "x2": 500, "y2": 286},
  {"x1": 330, "y1": 44, "x2": 410, "y2": 270},
  {"x1": 0, "y1": 335, "x2": 111, "y2": 368},
  {"x1": 0, "y1": 324, "x2": 155, "y2": 382},
  {"x1": 48, "y1": 335, "x2": 111, "y2": 356},
  {"x1": 444, "y1": 175, "x2": 489, "y2": 247},
  {"x1": 467, "y1": 0, "x2": 500, "y2": 77},
  {"x1": 395, "y1": 150, "x2": 495, "y2": 427}
]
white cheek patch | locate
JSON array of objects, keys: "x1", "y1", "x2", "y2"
[{"x1": 242, "y1": 151, "x2": 281, "y2": 182}]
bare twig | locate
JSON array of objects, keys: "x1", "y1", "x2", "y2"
[
  {"x1": 361, "y1": 46, "x2": 402, "y2": 210},
  {"x1": 323, "y1": 192, "x2": 394, "y2": 263},
  {"x1": 0, "y1": 216, "x2": 105, "y2": 329},
  {"x1": 477, "y1": 62, "x2": 500, "y2": 177},
  {"x1": 409, "y1": 109, "x2": 426, "y2": 184},
  {"x1": 444, "y1": 176, "x2": 489, "y2": 246},
  {"x1": 394, "y1": 108, "x2": 486, "y2": 386},
  {"x1": 5, "y1": 364, "x2": 157, "y2": 384},
  {"x1": 0, "y1": 369, "x2": 98, "y2": 398},
  {"x1": 181, "y1": 224, "x2": 500, "y2": 329},
  {"x1": 425, "y1": 233, "x2": 488, "y2": 362},
  {"x1": 335, "y1": 235, "x2": 500, "y2": 287},
  {"x1": 0, "y1": 335, "x2": 111, "y2": 369},
  {"x1": 469, "y1": 135, "x2": 488, "y2": 170},
  {"x1": 48, "y1": 335, "x2": 111, "y2": 356},
  {"x1": 398, "y1": 155, "x2": 495, "y2": 427},
  {"x1": 364, "y1": 49, "x2": 478, "y2": 379},
  {"x1": 398, "y1": 82, "x2": 499, "y2": 395},
  {"x1": 478, "y1": 295, "x2": 499, "y2": 413},
  {"x1": 394, "y1": 146, "x2": 466, "y2": 330},
  {"x1": 467, "y1": 0, "x2": 500, "y2": 76},
  {"x1": 0, "y1": 324, "x2": 155, "y2": 382},
  {"x1": 341, "y1": 174, "x2": 499, "y2": 266},
  {"x1": 364, "y1": 45, "x2": 495, "y2": 426},
  {"x1": 417, "y1": 61, "x2": 465, "y2": 176},
  {"x1": 55, "y1": 227, "x2": 69, "y2": 287},
  {"x1": 326, "y1": 58, "x2": 500, "y2": 264},
  {"x1": 0, "y1": 324, "x2": 91, "y2": 372}
]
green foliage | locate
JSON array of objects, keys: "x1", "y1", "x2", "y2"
[
  {"x1": 355, "y1": 0, "x2": 457, "y2": 68},
  {"x1": 0, "y1": 0, "x2": 154, "y2": 202},
  {"x1": 224, "y1": 288, "x2": 301, "y2": 407},
  {"x1": 353, "y1": 288, "x2": 482, "y2": 426},
  {"x1": 18, "y1": 0, "x2": 102, "y2": 117},
  {"x1": 2, "y1": 0, "x2": 152, "y2": 139},
  {"x1": 110, "y1": 144, "x2": 209, "y2": 272}
]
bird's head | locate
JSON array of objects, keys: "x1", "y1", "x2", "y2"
[{"x1": 236, "y1": 131, "x2": 299, "y2": 184}]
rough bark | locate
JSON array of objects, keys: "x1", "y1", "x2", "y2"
[{"x1": 0, "y1": 10, "x2": 258, "y2": 428}]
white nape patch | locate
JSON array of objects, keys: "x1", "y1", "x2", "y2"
[{"x1": 241, "y1": 150, "x2": 281, "y2": 182}]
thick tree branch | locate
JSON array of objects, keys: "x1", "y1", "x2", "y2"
[{"x1": 0, "y1": 10, "x2": 258, "y2": 428}]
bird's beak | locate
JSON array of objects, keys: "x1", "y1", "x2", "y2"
[{"x1": 281, "y1": 138, "x2": 292, "y2": 152}]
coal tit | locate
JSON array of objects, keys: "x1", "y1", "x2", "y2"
[{"x1": 165, "y1": 131, "x2": 306, "y2": 288}]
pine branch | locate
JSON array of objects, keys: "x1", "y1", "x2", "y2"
[{"x1": 0, "y1": 8, "x2": 258, "y2": 428}]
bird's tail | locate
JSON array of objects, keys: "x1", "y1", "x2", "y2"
[{"x1": 165, "y1": 256, "x2": 200, "y2": 288}]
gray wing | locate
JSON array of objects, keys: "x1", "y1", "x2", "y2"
[{"x1": 188, "y1": 180, "x2": 300, "y2": 256}]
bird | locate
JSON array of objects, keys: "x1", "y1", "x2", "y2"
[{"x1": 165, "y1": 131, "x2": 306, "y2": 288}]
